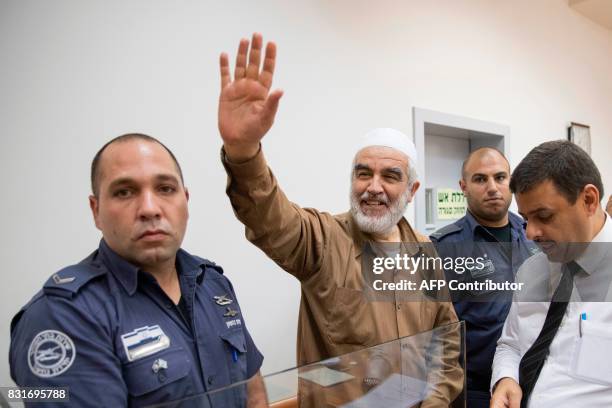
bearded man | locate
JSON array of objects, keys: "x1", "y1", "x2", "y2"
[{"x1": 217, "y1": 33, "x2": 462, "y2": 407}]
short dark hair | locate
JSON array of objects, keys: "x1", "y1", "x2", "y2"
[
  {"x1": 91, "y1": 133, "x2": 184, "y2": 197},
  {"x1": 510, "y1": 140, "x2": 604, "y2": 204},
  {"x1": 461, "y1": 147, "x2": 509, "y2": 180}
]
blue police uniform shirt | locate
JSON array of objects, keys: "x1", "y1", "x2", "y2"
[
  {"x1": 430, "y1": 211, "x2": 536, "y2": 403},
  {"x1": 10, "y1": 240, "x2": 263, "y2": 407}
]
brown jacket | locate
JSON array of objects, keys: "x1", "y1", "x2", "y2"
[{"x1": 222, "y1": 147, "x2": 463, "y2": 406}]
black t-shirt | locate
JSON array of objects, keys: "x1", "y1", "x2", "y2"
[
  {"x1": 176, "y1": 296, "x2": 192, "y2": 330},
  {"x1": 483, "y1": 223, "x2": 512, "y2": 243}
]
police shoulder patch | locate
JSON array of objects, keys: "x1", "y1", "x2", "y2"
[{"x1": 28, "y1": 330, "x2": 76, "y2": 378}]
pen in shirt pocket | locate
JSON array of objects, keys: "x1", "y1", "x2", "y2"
[{"x1": 579, "y1": 312, "x2": 587, "y2": 337}]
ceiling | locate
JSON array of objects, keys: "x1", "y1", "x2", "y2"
[{"x1": 569, "y1": 0, "x2": 612, "y2": 30}]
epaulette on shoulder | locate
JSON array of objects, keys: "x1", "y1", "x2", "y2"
[
  {"x1": 43, "y1": 262, "x2": 106, "y2": 299},
  {"x1": 430, "y1": 223, "x2": 463, "y2": 241},
  {"x1": 192, "y1": 256, "x2": 224, "y2": 275}
]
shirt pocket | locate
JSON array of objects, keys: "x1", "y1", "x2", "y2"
[
  {"x1": 123, "y1": 346, "x2": 193, "y2": 405},
  {"x1": 219, "y1": 328, "x2": 248, "y2": 383},
  {"x1": 569, "y1": 320, "x2": 612, "y2": 386},
  {"x1": 326, "y1": 286, "x2": 376, "y2": 346}
]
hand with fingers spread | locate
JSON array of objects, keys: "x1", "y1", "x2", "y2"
[{"x1": 218, "y1": 33, "x2": 283, "y2": 162}]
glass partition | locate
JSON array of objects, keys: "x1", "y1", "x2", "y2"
[{"x1": 148, "y1": 321, "x2": 465, "y2": 408}]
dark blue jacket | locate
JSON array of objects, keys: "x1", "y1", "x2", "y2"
[
  {"x1": 430, "y1": 211, "x2": 536, "y2": 395},
  {"x1": 10, "y1": 240, "x2": 262, "y2": 407}
]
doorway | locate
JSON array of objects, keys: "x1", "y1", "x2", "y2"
[{"x1": 412, "y1": 108, "x2": 510, "y2": 234}]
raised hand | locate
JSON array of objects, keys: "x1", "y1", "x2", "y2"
[{"x1": 218, "y1": 33, "x2": 283, "y2": 162}]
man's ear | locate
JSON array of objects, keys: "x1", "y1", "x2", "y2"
[
  {"x1": 409, "y1": 181, "x2": 420, "y2": 198},
  {"x1": 89, "y1": 195, "x2": 102, "y2": 230},
  {"x1": 184, "y1": 187, "x2": 190, "y2": 219},
  {"x1": 582, "y1": 184, "x2": 600, "y2": 216},
  {"x1": 459, "y1": 179, "x2": 468, "y2": 196}
]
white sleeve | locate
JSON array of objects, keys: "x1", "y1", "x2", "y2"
[{"x1": 491, "y1": 300, "x2": 522, "y2": 392}]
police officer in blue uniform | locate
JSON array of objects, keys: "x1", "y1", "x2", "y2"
[
  {"x1": 430, "y1": 148, "x2": 535, "y2": 408},
  {"x1": 10, "y1": 134, "x2": 267, "y2": 407}
]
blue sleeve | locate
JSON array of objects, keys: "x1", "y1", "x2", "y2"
[
  {"x1": 224, "y1": 276, "x2": 263, "y2": 379},
  {"x1": 241, "y1": 323, "x2": 263, "y2": 379},
  {"x1": 10, "y1": 295, "x2": 127, "y2": 407}
]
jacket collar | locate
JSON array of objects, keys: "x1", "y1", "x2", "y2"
[
  {"x1": 98, "y1": 239, "x2": 205, "y2": 296},
  {"x1": 464, "y1": 210, "x2": 527, "y2": 241}
]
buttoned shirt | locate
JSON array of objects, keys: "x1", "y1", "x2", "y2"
[
  {"x1": 492, "y1": 213, "x2": 612, "y2": 407},
  {"x1": 10, "y1": 240, "x2": 262, "y2": 407},
  {"x1": 222, "y1": 147, "x2": 463, "y2": 407}
]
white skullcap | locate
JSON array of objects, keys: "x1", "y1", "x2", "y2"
[{"x1": 354, "y1": 128, "x2": 418, "y2": 166}]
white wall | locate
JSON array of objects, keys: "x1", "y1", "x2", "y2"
[
  {"x1": 424, "y1": 134, "x2": 470, "y2": 231},
  {"x1": 425, "y1": 135, "x2": 470, "y2": 191},
  {"x1": 1, "y1": 0, "x2": 611, "y2": 388}
]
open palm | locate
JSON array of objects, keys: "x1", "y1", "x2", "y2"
[{"x1": 218, "y1": 33, "x2": 283, "y2": 158}]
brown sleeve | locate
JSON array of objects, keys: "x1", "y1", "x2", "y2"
[
  {"x1": 221, "y1": 146, "x2": 331, "y2": 281},
  {"x1": 416, "y1": 239, "x2": 464, "y2": 407},
  {"x1": 419, "y1": 305, "x2": 464, "y2": 408}
]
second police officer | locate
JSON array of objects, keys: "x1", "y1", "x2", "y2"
[{"x1": 430, "y1": 147, "x2": 536, "y2": 408}]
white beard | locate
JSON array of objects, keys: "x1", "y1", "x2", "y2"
[{"x1": 350, "y1": 188, "x2": 411, "y2": 235}]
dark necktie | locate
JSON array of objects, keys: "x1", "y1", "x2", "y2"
[{"x1": 518, "y1": 261, "x2": 581, "y2": 408}]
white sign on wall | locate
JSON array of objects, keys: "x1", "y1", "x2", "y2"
[{"x1": 437, "y1": 189, "x2": 467, "y2": 220}]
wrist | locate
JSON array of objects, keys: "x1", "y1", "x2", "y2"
[
  {"x1": 223, "y1": 143, "x2": 260, "y2": 163},
  {"x1": 494, "y1": 377, "x2": 518, "y2": 393}
]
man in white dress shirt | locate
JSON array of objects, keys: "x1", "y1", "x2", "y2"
[{"x1": 490, "y1": 140, "x2": 612, "y2": 408}]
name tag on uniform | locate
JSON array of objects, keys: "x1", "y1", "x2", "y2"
[
  {"x1": 469, "y1": 258, "x2": 495, "y2": 279},
  {"x1": 121, "y1": 325, "x2": 170, "y2": 362}
]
